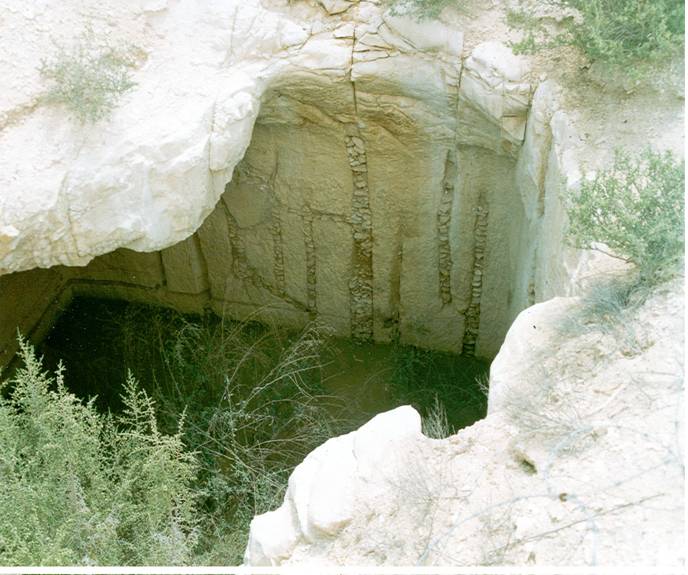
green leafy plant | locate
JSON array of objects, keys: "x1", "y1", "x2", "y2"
[
  {"x1": 562, "y1": 0, "x2": 684, "y2": 66},
  {"x1": 0, "y1": 336, "x2": 199, "y2": 566},
  {"x1": 384, "y1": 0, "x2": 456, "y2": 20},
  {"x1": 39, "y1": 31, "x2": 137, "y2": 123},
  {"x1": 508, "y1": 0, "x2": 684, "y2": 73},
  {"x1": 506, "y1": 9, "x2": 543, "y2": 55},
  {"x1": 566, "y1": 148, "x2": 684, "y2": 286},
  {"x1": 41, "y1": 301, "x2": 347, "y2": 564}
]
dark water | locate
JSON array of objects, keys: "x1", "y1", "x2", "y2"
[{"x1": 38, "y1": 297, "x2": 489, "y2": 433}]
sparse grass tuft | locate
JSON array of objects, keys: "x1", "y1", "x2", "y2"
[
  {"x1": 578, "y1": 275, "x2": 652, "y2": 320},
  {"x1": 422, "y1": 396, "x2": 454, "y2": 439},
  {"x1": 557, "y1": 274, "x2": 652, "y2": 356},
  {"x1": 39, "y1": 30, "x2": 137, "y2": 123}
]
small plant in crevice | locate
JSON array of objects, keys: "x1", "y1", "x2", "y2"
[
  {"x1": 475, "y1": 372, "x2": 490, "y2": 399},
  {"x1": 383, "y1": 0, "x2": 457, "y2": 20},
  {"x1": 556, "y1": 274, "x2": 656, "y2": 358},
  {"x1": 565, "y1": 147, "x2": 684, "y2": 292},
  {"x1": 39, "y1": 30, "x2": 138, "y2": 124},
  {"x1": 0, "y1": 336, "x2": 199, "y2": 566},
  {"x1": 506, "y1": 7, "x2": 560, "y2": 56},
  {"x1": 581, "y1": 274, "x2": 653, "y2": 321}
]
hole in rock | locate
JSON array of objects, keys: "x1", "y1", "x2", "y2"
[
  {"x1": 1, "y1": 75, "x2": 547, "y2": 378},
  {"x1": 0, "y1": 50, "x2": 571, "y2": 564},
  {"x1": 39, "y1": 296, "x2": 490, "y2": 435},
  {"x1": 1, "y1": 287, "x2": 491, "y2": 564},
  {"x1": 0, "y1": 71, "x2": 559, "y2": 565}
]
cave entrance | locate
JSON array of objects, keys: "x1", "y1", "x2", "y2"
[
  {"x1": 1, "y1": 72, "x2": 539, "y2": 431},
  {"x1": 0, "y1": 95, "x2": 526, "y2": 444},
  {"x1": 0, "y1": 66, "x2": 538, "y2": 559},
  {"x1": 1, "y1": 66, "x2": 539, "y2": 371}
]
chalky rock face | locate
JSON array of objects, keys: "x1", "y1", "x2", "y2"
[
  {"x1": 0, "y1": 0, "x2": 580, "y2": 362},
  {"x1": 245, "y1": 406, "x2": 423, "y2": 565},
  {"x1": 245, "y1": 282, "x2": 685, "y2": 567}
]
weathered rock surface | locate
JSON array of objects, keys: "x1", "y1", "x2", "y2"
[
  {"x1": 245, "y1": 279, "x2": 684, "y2": 566},
  {"x1": 0, "y1": 0, "x2": 586, "y2": 359},
  {"x1": 246, "y1": 405, "x2": 422, "y2": 564}
]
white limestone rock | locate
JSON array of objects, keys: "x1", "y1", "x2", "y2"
[
  {"x1": 317, "y1": 0, "x2": 355, "y2": 15},
  {"x1": 515, "y1": 80, "x2": 560, "y2": 221},
  {"x1": 380, "y1": 12, "x2": 464, "y2": 56},
  {"x1": 5, "y1": 0, "x2": 533, "y2": 277},
  {"x1": 244, "y1": 503, "x2": 300, "y2": 566},
  {"x1": 245, "y1": 406, "x2": 423, "y2": 565},
  {"x1": 458, "y1": 41, "x2": 531, "y2": 154}
]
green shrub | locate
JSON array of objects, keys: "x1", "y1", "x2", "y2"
[
  {"x1": 562, "y1": 0, "x2": 684, "y2": 66},
  {"x1": 506, "y1": 8, "x2": 545, "y2": 55},
  {"x1": 566, "y1": 148, "x2": 684, "y2": 285},
  {"x1": 40, "y1": 300, "x2": 346, "y2": 564},
  {"x1": 384, "y1": 0, "x2": 456, "y2": 20},
  {"x1": 0, "y1": 336, "x2": 199, "y2": 566},
  {"x1": 508, "y1": 0, "x2": 684, "y2": 72},
  {"x1": 40, "y1": 31, "x2": 136, "y2": 123}
]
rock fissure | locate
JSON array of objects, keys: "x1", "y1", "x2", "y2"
[
  {"x1": 346, "y1": 131, "x2": 374, "y2": 343},
  {"x1": 221, "y1": 195, "x2": 309, "y2": 313},
  {"x1": 158, "y1": 252, "x2": 168, "y2": 287},
  {"x1": 462, "y1": 195, "x2": 489, "y2": 357},
  {"x1": 269, "y1": 153, "x2": 287, "y2": 298},
  {"x1": 437, "y1": 152, "x2": 457, "y2": 306},
  {"x1": 270, "y1": 201, "x2": 287, "y2": 298},
  {"x1": 302, "y1": 204, "x2": 318, "y2": 315},
  {"x1": 221, "y1": 199, "x2": 251, "y2": 281}
]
